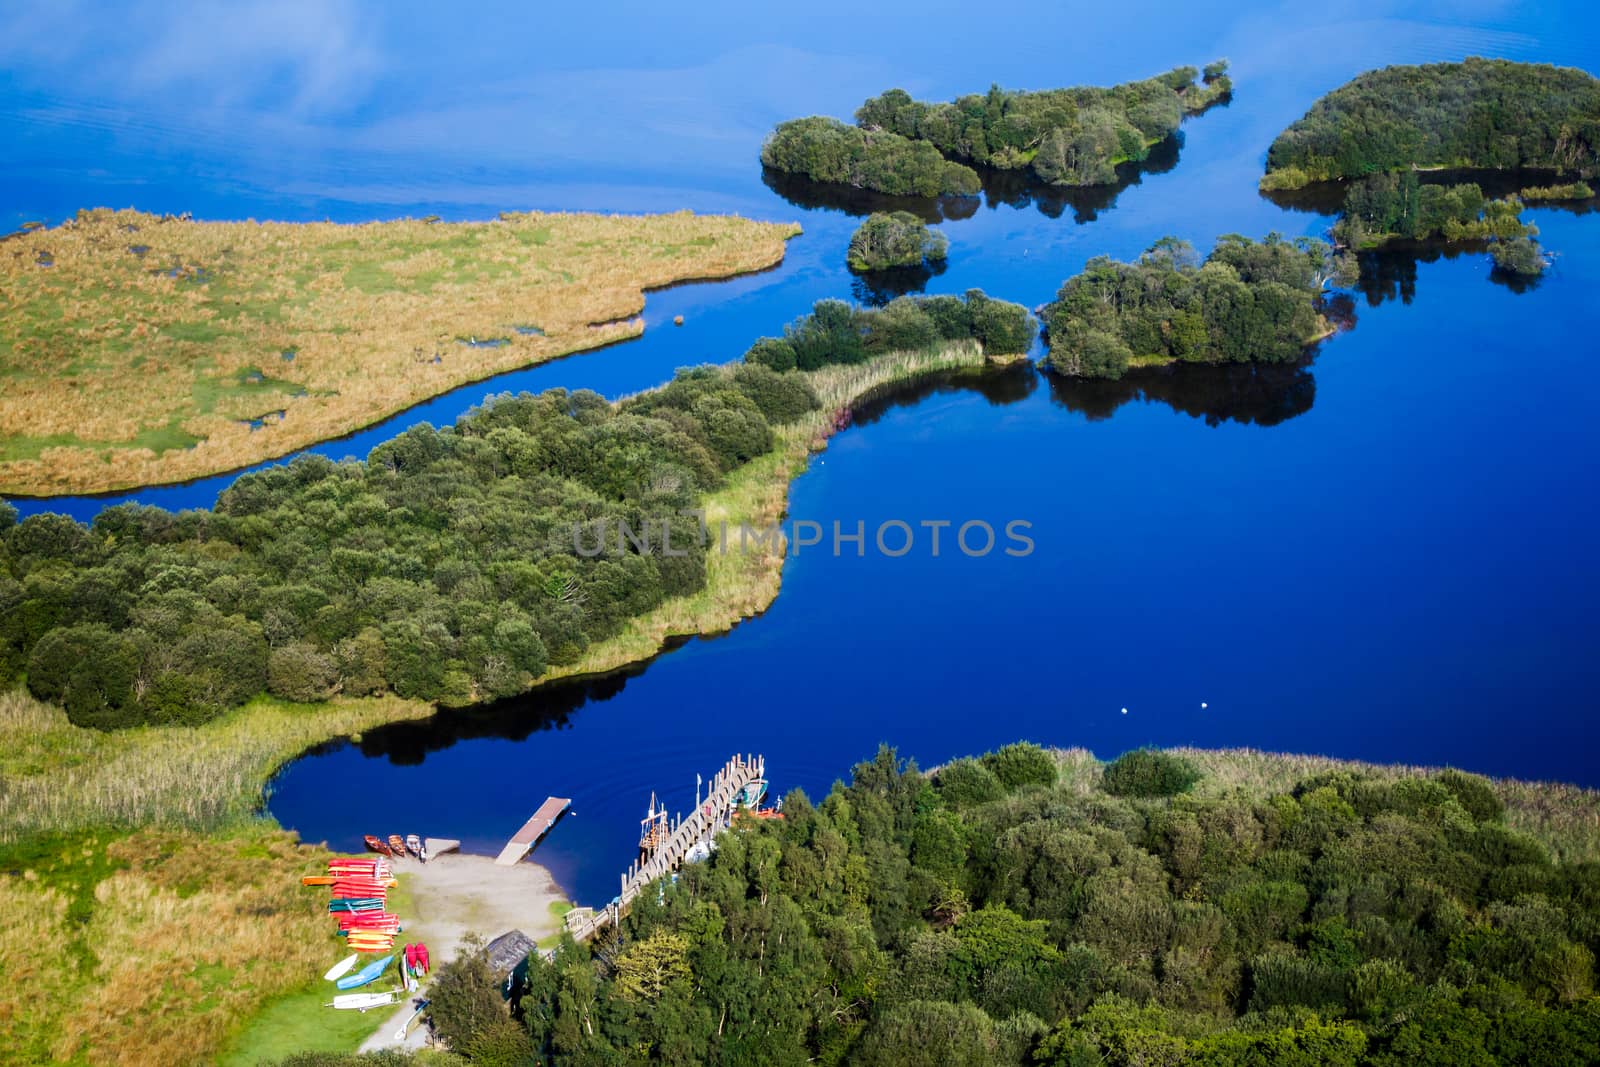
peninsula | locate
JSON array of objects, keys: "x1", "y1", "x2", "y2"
[{"x1": 0, "y1": 208, "x2": 799, "y2": 496}]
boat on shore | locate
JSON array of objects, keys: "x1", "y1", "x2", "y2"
[
  {"x1": 323, "y1": 954, "x2": 359, "y2": 982},
  {"x1": 387, "y1": 834, "x2": 407, "y2": 856},
  {"x1": 405, "y1": 833, "x2": 426, "y2": 861},
  {"x1": 336, "y1": 953, "x2": 394, "y2": 989},
  {"x1": 364, "y1": 835, "x2": 391, "y2": 856},
  {"x1": 330, "y1": 990, "x2": 398, "y2": 1011}
]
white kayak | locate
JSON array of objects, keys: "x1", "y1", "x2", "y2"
[
  {"x1": 323, "y1": 954, "x2": 359, "y2": 982},
  {"x1": 331, "y1": 990, "x2": 398, "y2": 1011}
]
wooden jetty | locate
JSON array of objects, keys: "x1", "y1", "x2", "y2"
[
  {"x1": 565, "y1": 754, "x2": 765, "y2": 942},
  {"x1": 494, "y1": 796, "x2": 572, "y2": 866}
]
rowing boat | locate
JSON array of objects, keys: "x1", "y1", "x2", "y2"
[
  {"x1": 323, "y1": 953, "x2": 359, "y2": 982},
  {"x1": 364, "y1": 836, "x2": 392, "y2": 855},
  {"x1": 387, "y1": 834, "x2": 407, "y2": 856}
]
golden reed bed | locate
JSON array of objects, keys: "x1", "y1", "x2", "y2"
[{"x1": 0, "y1": 208, "x2": 798, "y2": 496}]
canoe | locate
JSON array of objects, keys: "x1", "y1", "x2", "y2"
[
  {"x1": 301, "y1": 875, "x2": 335, "y2": 886},
  {"x1": 347, "y1": 932, "x2": 397, "y2": 948},
  {"x1": 331, "y1": 990, "x2": 397, "y2": 1011},
  {"x1": 336, "y1": 954, "x2": 393, "y2": 989},
  {"x1": 388, "y1": 834, "x2": 407, "y2": 856},
  {"x1": 323, "y1": 954, "x2": 359, "y2": 982},
  {"x1": 364, "y1": 835, "x2": 392, "y2": 856},
  {"x1": 328, "y1": 898, "x2": 386, "y2": 913}
]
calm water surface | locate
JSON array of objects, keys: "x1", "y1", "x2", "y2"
[{"x1": 3, "y1": 2, "x2": 1597, "y2": 904}]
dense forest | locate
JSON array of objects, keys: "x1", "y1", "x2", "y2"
[
  {"x1": 1040, "y1": 235, "x2": 1339, "y2": 380},
  {"x1": 846, "y1": 212, "x2": 949, "y2": 272},
  {"x1": 352, "y1": 743, "x2": 1600, "y2": 1066},
  {"x1": 1262, "y1": 58, "x2": 1600, "y2": 190},
  {"x1": 763, "y1": 62, "x2": 1230, "y2": 195},
  {"x1": 0, "y1": 292, "x2": 1033, "y2": 729}
]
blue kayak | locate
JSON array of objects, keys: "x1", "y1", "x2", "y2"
[{"x1": 335, "y1": 954, "x2": 393, "y2": 990}]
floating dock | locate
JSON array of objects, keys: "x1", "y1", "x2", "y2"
[{"x1": 494, "y1": 796, "x2": 572, "y2": 866}]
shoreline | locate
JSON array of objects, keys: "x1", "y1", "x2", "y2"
[{"x1": 0, "y1": 342, "x2": 995, "y2": 848}]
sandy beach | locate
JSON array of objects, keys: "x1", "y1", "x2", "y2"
[{"x1": 358, "y1": 852, "x2": 568, "y2": 1052}]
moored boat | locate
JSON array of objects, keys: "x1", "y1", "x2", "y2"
[
  {"x1": 364, "y1": 835, "x2": 392, "y2": 855},
  {"x1": 387, "y1": 834, "x2": 407, "y2": 856},
  {"x1": 405, "y1": 833, "x2": 424, "y2": 861}
]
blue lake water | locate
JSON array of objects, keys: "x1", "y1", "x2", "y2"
[{"x1": 3, "y1": 3, "x2": 1598, "y2": 904}]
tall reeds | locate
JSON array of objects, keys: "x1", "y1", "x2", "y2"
[{"x1": 1, "y1": 207, "x2": 799, "y2": 495}]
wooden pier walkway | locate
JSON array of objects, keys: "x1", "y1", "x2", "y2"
[
  {"x1": 494, "y1": 796, "x2": 572, "y2": 866},
  {"x1": 563, "y1": 754, "x2": 765, "y2": 942}
]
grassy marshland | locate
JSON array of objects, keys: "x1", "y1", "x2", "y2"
[
  {"x1": 0, "y1": 822, "x2": 349, "y2": 1065},
  {"x1": 0, "y1": 208, "x2": 799, "y2": 496}
]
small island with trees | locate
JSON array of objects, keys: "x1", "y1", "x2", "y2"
[
  {"x1": 1259, "y1": 58, "x2": 1600, "y2": 283},
  {"x1": 762, "y1": 62, "x2": 1231, "y2": 197},
  {"x1": 1041, "y1": 234, "x2": 1337, "y2": 380},
  {"x1": 1261, "y1": 58, "x2": 1600, "y2": 191},
  {"x1": 847, "y1": 212, "x2": 950, "y2": 273}
]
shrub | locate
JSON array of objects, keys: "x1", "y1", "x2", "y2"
[
  {"x1": 935, "y1": 758, "x2": 1006, "y2": 808},
  {"x1": 981, "y1": 742, "x2": 1058, "y2": 791},
  {"x1": 1436, "y1": 768, "x2": 1504, "y2": 823},
  {"x1": 1102, "y1": 749, "x2": 1201, "y2": 797},
  {"x1": 847, "y1": 211, "x2": 949, "y2": 272},
  {"x1": 1490, "y1": 236, "x2": 1546, "y2": 276},
  {"x1": 731, "y1": 363, "x2": 819, "y2": 423},
  {"x1": 266, "y1": 642, "x2": 339, "y2": 702},
  {"x1": 744, "y1": 335, "x2": 797, "y2": 372}
]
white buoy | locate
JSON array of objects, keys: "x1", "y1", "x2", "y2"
[
  {"x1": 1201, "y1": 702, "x2": 1208, "y2": 709},
  {"x1": 1120, "y1": 707, "x2": 1128, "y2": 715}
]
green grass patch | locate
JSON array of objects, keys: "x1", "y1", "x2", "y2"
[
  {"x1": 216, "y1": 981, "x2": 389, "y2": 1067},
  {"x1": 163, "y1": 321, "x2": 227, "y2": 344}
]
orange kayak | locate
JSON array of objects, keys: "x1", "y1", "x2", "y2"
[{"x1": 301, "y1": 875, "x2": 335, "y2": 886}]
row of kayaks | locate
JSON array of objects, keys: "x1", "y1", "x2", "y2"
[{"x1": 365, "y1": 833, "x2": 427, "y2": 862}]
